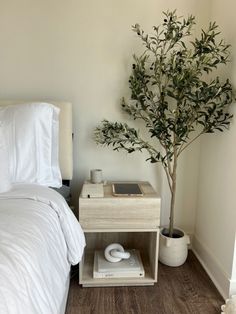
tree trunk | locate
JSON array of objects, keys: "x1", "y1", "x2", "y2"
[{"x1": 169, "y1": 155, "x2": 177, "y2": 237}]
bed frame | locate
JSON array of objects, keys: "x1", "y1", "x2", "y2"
[{"x1": 0, "y1": 101, "x2": 73, "y2": 180}]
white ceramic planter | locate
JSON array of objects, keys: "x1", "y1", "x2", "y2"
[{"x1": 159, "y1": 227, "x2": 190, "y2": 267}]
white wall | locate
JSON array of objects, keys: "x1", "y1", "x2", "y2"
[
  {"x1": 0, "y1": 1, "x2": 210, "y2": 232},
  {"x1": 193, "y1": 0, "x2": 236, "y2": 298}
]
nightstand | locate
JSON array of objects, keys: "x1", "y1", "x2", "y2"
[{"x1": 79, "y1": 181, "x2": 161, "y2": 287}]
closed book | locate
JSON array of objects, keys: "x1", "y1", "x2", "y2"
[{"x1": 93, "y1": 250, "x2": 145, "y2": 279}]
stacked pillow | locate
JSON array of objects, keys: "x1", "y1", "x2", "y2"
[
  {"x1": 0, "y1": 102, "x2": 62, "y2": 191},
  {"x1": 0, "y1": 121, "x2": 11, "y2": 192}
]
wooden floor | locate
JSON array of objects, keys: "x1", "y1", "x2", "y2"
[{"x1": 66, "y1": 251, "x2": 224, "y2": 314}]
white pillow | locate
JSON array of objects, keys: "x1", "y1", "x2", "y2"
[
  {"x1": 0, "y1": 122, "x2": 11, "y2": 193},
  {"x1": 0, "y1": 102, "x2": 62, "y2": 188}
]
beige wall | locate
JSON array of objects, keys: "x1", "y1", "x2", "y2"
[
  {"x1": 0, "y1": 1, "x2": 210, "y2": 232},
  {"x1": 194, "y1": 0, "x2": 236, "y2": 297}
]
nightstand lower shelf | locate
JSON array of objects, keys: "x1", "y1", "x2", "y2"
[
  {"x1": 80, "y1": 251, "x2": 156, "y2": 287},
  {"x1": 79, "y1": 230, "x2": 159, "y2": 287}
]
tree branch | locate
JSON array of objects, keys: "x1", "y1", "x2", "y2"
[
  {"x1": 177, "y1": 131, "x2": 204, "y2": 156},
  {"x1": 163, "y1": 165, "x2": 173, "y2": 193}
]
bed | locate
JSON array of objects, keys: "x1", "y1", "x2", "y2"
[{"x1": 0, "y1": 101, "x2": 85, "y2": 314}]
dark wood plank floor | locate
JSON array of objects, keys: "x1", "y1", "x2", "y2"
[{"x1": 66, "y1": 251, "x2": 223, "y2": 314}]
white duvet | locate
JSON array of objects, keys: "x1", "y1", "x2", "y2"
[{"x1": 0, "y1": 184, "x2": 85, "y2": 314}]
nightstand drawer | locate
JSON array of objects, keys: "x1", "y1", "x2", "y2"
[{"x1": 79, "y1": 197, "x2": 160, "y2": 229}]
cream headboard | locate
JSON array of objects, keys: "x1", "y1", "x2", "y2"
[{"x1": 0, "y1": 101, "x2": 73, "y2": 180}]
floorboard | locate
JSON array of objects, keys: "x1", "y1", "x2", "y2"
[{"x1": 66, "y1": 250, "x2": 224, "y2": 314}]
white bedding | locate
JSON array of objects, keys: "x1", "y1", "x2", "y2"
[
  {"x1": 0, "y1": 184, "x2": 85, "y2": 314},
  {"x1": 0, "y1": 103, "x2": 62, "y2": 187}
]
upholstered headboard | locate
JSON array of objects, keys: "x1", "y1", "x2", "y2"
[{"x1": 0, "y1": 101, "x2": 73, "y2": 180}]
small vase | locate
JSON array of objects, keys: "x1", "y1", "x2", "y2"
[{"x1": 159, "y1": 227, "x2": 190, "y2": 267}]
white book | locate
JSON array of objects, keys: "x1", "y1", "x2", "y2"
[{"x1": 93, "y1": 250, "x2": 145, "y2": 279}]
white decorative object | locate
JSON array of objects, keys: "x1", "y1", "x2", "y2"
[
  {"x1": 90, "y1": 169, "x2": 103, "y2": 184},
  {"x1": 159, "y1": 227, "x2": 190, "y2": 267},
  {"x1": 221, "y1": 295, "x2": 236, "y2": 314},
  {"x1": 104, "y1": 243, "x2": 130, "y2": 263}
]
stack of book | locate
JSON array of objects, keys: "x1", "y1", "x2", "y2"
[{"x1": 93, "y1": 249, "x2": 145, "y2": 279}]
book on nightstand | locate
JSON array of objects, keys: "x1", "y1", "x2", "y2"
[{"x1": 93, "y1": 249, "x2": 145, "y2": 279}]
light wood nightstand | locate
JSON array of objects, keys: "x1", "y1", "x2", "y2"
[{"x1": 79, "y1": 181, "x2": 161, "y2": 287}]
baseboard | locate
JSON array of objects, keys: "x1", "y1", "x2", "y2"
[
  {"x1": 186, "y1": 232, "x2": 193, "y2": 249},
  {"x1": 229, "y1": 279, "x2": 236, "y2": 296},
  {"x1": 192, "y1": 235, "x2": 230, "y2": 299}
]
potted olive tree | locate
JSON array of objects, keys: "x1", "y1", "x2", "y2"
[{"x1": 94, "y1": 10, "x2": 233, "y2": 266}]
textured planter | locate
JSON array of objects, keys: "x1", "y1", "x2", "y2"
[{"x1": 159, "y1": 227, "x2": 190, "y2": 267}]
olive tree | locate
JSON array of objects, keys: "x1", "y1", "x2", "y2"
[{"x1": 94, "y1": 10, "x2": 233, "y2": 237}]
